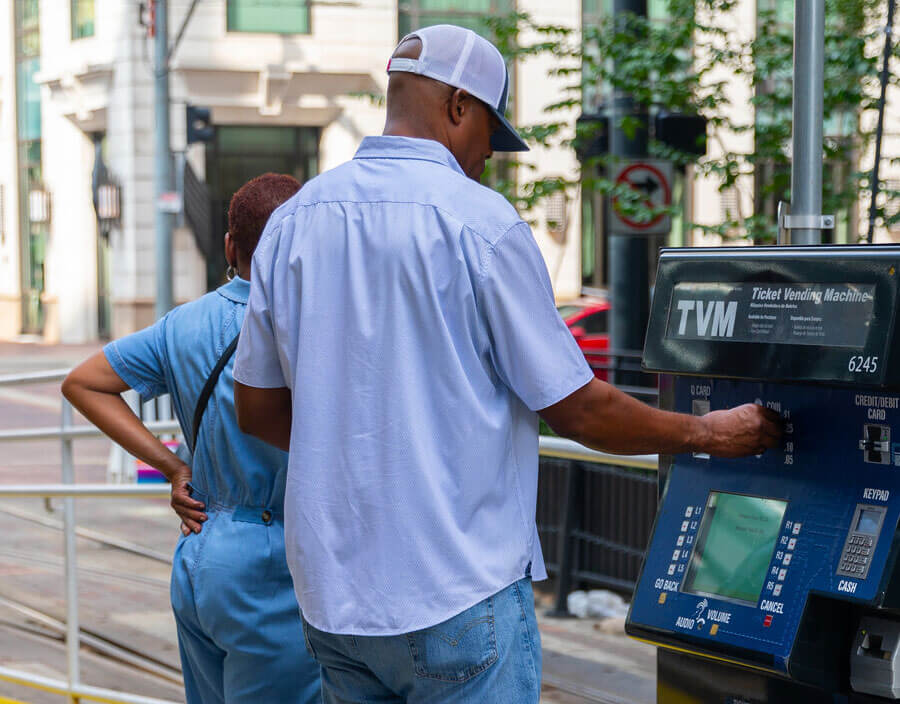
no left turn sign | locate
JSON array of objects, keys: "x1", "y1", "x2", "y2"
[{"x1": 610, "y1": 160, "x2": 673, "y2": 235}]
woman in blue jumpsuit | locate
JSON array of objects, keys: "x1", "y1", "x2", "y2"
[{"x1": 63, "y1": 173, "x2": 320, "y2": 704}]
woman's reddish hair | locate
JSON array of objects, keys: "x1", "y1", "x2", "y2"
[{"x1": 228, "y1": 172, "x2": 301, "y2": 257}]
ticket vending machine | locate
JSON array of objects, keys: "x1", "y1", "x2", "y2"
[{"x1": 626, "y1": 246, "x2": 900, "y2": 702}]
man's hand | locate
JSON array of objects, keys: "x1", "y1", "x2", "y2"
[
  {"x1": 540, "y1": 378, "x2": 784, "y2": 458},
  {"x1": 170, "y1": 465, "x2": 207, "y2": 534},
  {"x1": 696, "y1": 403, "x2": 783, "y2": 458}
]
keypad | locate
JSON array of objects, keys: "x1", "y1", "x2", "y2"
[{"x1": 836, "y1": 504, "x2": 885, "y2": 581}]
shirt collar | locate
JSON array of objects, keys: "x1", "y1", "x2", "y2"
[
  {"x1": 354, "y1": 136, "x2": 467, "y2": 177},
  {"x1": 217, "y1": 275, "x2": 250, "y2": 304}
]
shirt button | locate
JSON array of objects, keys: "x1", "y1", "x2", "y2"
[{"x1": 262, "y1": 510, "x2": 272, "y2": 523}]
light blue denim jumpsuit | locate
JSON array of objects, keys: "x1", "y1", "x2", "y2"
[{"x1": 104, "y1": 276, "x2": 320, "y2": 704}]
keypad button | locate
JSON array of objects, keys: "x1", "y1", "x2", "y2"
[
  {"x1": 783, "y1": 554, "x2": 792, "y2": 566},
  {"x1": 788, "y1": 538, "x2": 797, "y2": 550},
  {"x1": 773, "y1": 584, "x2": 783, "y2": 596},
  {"x1": 677, "y1": 535, "x2": 684, "y2": 547}
]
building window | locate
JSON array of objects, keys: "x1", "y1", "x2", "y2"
[
  {"x1": 226, "y1": 0, "x2": 310, "y2": 34},
  {"x1": 398, "y1": 0, "x2": 515, "y2": 37},
  {"x1": 205, "y1": 125, "x2": 319, "y2": 290},
  {"x1": 15, "y1": 0, "x2": 46, "y2": 334},
  {"x1": 71, "y1": 0, "x2": 95, "y2": 39}
]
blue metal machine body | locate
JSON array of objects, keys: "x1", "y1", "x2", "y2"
[
  {"x1": 627, "y1": 245, "x2": 900, "y2": 697},
  {"x1": 630, "y1": 377, "x2": 900, "y2": 673}
]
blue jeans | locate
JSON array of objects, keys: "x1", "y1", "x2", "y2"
[{"x1": 301, "y1": 577, "x2": 541, "y2": 703}]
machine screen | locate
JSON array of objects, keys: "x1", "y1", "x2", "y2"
[
  {"x1": 683, "y1": 492, "x2": 788, "y2": 604},
  {"x1": 857, "y1": 509, "x2": 883, "y2": 535}
]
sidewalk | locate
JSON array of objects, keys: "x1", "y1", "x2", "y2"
[
  {"x1": 535, "y1": 589, "x2": 655, "y2": 704},
  {"x1": 0, "y1": 341, "x2": 102, "y2": 376}
]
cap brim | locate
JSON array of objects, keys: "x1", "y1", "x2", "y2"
[{"x1": 490, "y1": 109, "x2": 529, "y2": 152}]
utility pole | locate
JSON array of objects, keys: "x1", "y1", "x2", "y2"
[
  {"x1": 867, "y1": 0, "x2": 896, "y2": 243},
  {"x1": 608, "y1": 0, "x2": 650, "y2": 379},
  {"x1": 154, "y1": 0, "x2": 174, "y2": 318},
  {"x1": 789, "y1": 0, "x2": 826, "y2": 245}
]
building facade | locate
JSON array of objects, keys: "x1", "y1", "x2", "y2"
[
  {"x1": 0, "y1": 0, "x2": 584, "y2": 343},
  {"x1": 0, "y1": 0, "x2": 897, "y2": 343}
]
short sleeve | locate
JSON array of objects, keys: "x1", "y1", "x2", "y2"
[
  {"x1": 233, "y1": 233, "x2": 287, "y2": 389},
  {"x1": 103, "y1": 317, "x2": 170, "y2": 400},
  {"x1": 479, "y1": 222, "x2": 594, "y2": 411}
]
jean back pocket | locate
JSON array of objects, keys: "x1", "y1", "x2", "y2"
[{"x1": 406, "y1": 596, "x2": 498, "y2": 683}]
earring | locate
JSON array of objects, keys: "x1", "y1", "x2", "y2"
[{"x1": 226, "y1": 264, "x2": 237, "y2": 281}]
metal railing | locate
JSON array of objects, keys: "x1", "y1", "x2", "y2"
[
  {"x1": 0, "y1": 370, "x2": 175, "y2": 704},
  {"x1": 586, "y1": 349, "x2": 659, "y2": 403},
  {"x1": 0, "y1": 368, "x2": 658, "y2": 703}
]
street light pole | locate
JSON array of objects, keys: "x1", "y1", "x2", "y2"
[
  {"x1": 154, "y1": 0, "x2": 174, "y2": 318},
  {"x1": 866, "y1": 0, "x2": 896, "y2": 243},
  {"x1": 789, "y1": 0, "x2": 826, "y2": 245}
]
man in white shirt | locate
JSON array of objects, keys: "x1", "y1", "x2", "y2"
[{"x1": 234, "y1": 24, "x2": 781, "y2": 703}]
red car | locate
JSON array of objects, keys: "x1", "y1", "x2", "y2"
[{"x1": 557, "y1": 299, "x2": 610, "y2": 380}]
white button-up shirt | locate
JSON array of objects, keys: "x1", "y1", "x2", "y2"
[{"x1": 234, "y1": 136, "x2": 593, "y2": 635}]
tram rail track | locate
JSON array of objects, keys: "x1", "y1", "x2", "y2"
[
  {"x1": 0, "y1": 594, "x2": 183, "y2": 687},
  {"x1": 0, "y1": 548, "x2": 169, "y2": 590},
  {"x1": 0, "y1": 501, "x2": 184, "y2": 694},
  {"x1": 0, "y1": 504, "x2": 172, "y2": 565}
]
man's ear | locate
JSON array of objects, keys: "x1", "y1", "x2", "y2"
[{"x1": 449, "y1": 89, "x2": 468, "y2": 126}]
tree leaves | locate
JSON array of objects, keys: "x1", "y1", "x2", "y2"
[{"x1": 487, "y1": 0, "x2": 894, "y2": 243}]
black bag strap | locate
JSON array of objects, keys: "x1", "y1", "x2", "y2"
[{"x1": 191, "y1": 335, "x2": 240, "y2": 451}]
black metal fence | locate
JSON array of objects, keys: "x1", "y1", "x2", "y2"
[
  {"x1": 588, "y1": 349, "x2": 659, "y2": 404},
  {"x1": 537, "y1": 457, "x2": 658, "y2": 611},
  {"x1": 536, "y1": 355, "x2": 660, "y2": 613}
]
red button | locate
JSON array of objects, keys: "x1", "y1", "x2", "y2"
[{"x1": 763, "y1": 615, "x2": 773, "y2": 627}]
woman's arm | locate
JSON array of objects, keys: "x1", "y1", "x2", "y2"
[{"x1": 62, "y1": 352, "x2": 208, "y2": 533}]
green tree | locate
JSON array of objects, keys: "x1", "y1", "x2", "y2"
[{"x1": 483, "y1": 0, "x2": 899, "y2": 243}]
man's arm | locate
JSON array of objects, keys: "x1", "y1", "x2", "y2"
[
  {"x1": 234, "y1": 381, "x2": 292, "y2": 452},
  {"x1": 539, "y1": 378, "x2": 782, "y2": 457}
]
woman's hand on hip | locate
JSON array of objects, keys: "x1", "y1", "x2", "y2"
[{"x1": 171, "y1": 465, "x2": 207, "y2": 534}]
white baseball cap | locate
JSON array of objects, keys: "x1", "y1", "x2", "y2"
[{"x1": 387, "y1": 24, "x2": 529, "y2": 152}]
